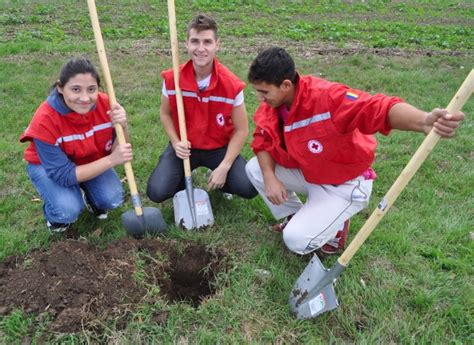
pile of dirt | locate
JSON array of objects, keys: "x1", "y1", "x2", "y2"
[{"x1": 0, "y1": 237, "x2": 227, "y2": 333}]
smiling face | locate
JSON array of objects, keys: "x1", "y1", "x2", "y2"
[
  {"x1": 57, "y1": 73, "x2": 99, "y2": 114},
  {"x1": 186, "y1": 28, "x2": 219, "y2": 72},
  {"x1": 251, "y1": 80, "x2": 294, "y2": 109}
]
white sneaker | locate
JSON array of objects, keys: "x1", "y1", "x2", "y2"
[
  {"x1": 47, "y1": 221, "x2": 70, "y2": 233},
  {"x1": 96, "y1": 212, "x2": 108, "y2": 220},
  {"x1": 222, "y1": 192, "x2": 233, "y2": 200}
]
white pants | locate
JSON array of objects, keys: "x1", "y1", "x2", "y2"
[{"x1": 245, "y1": 157, "x2": 373, "y2": 255}]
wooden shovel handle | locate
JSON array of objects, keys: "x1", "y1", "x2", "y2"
[
  {"x1": 167, "y1": 0, "x2": 192, "y2": 178},
  {"x1": 87, "y1": 0, "x2": 143, "y2": 216},
  {"x1": 339, "y1": 69, "x2": 474, "y2": 267}
]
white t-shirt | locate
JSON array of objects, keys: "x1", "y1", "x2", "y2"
[{"x1": 162, "y1": 74, "x2": 244, "y2": 107}]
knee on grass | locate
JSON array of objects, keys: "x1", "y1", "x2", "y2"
[
  {"x1": 91, "y1": 188, "x2": 124, "y2": 211},
  {"x1": 46, "y1": 202, "x2": 83, "y2": 224},
  {"x1": 244, "y1": 157, "x2": 260, "y2": 182},
  {"x1": 282, "y1": 225, "x2": 325, "y2": 256},
  {"x1": 146, "y1": 183, "x2": 173, "y2": 203}
]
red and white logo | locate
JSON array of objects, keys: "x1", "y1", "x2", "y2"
[
  {"x1": 105, "y1": 139, "x2": 113, "y2": 152},
  {"x1": 307, "y1": 139, "x2": 323, "y2": 154},
  {"x1": 216, "y1": 113, "x2": 225, "y2": 127}
]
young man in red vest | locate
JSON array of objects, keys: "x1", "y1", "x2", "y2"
[
  {"x1": 245, "y1": 47, "x2": 464, "y2": 255},
  {"x1": 147, "y1": 14, "x2": 257, "y2": 203}
]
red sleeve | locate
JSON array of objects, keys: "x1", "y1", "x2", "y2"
[
  {"x1": 328, "y1": 84, "x2": 403, "y2": 136},
  {"x1": 251, "y1": 126, "x2": 269, "y2": 154},
  {"x1": 250, "y1": 106, "x2": 273, "y2": 154}
]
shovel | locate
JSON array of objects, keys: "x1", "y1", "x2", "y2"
[
  {"x1": 87, "y1": 0, "x2": 166, "y2": 238},
  {"x1": 289, "y1": 69, "x2": 474, "y2": 320},
  {"x1": 167, "y1": 0, "x2": 214, "y2": 230}
]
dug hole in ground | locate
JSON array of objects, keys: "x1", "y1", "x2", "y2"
[{"x1": 0, "y1": 236, "x2": 228, "y2": 333}]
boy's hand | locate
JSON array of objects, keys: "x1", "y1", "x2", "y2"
[
  {"x1": 424, "y1": 108, "x2": 465, "y2": 137},
  {"x1": 172, "y1": 140, "x2": 191, "y2": 159}
]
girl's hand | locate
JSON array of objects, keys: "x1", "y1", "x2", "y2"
[
  {"x1": 109, "y1": 143, "x2": 133, "y2": 166},
  {"x1": 108, "y1": 103, "x2": 128, "y2": 129}
]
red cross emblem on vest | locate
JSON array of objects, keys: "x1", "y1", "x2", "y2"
[
  {"x1": 105, "y1": 139, "x2": 113, "y2": 152},
  {"x1": 307, "y1": 139, "x2": 323, "y2": 154},
  {"x1": 216, "y1": 113, "x2": 225, "y2": 127}
]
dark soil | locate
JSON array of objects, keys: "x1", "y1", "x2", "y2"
[
  {"x1": 0, "y1": 237, "x2": 228, "y2": 333},
  {"x1": 3, "y1": 37, "x2": 470, "y2": 64}
]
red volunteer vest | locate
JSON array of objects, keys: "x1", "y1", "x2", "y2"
[
  {"x1": 162, "y1": 58, "x2": 245, "y2": 149},
  {"x1": 252, "y1": 75, "x2": 402, "y2": 184},
  {"x1": 20, "y1": 92, "x2": 113, "y2": 165}
]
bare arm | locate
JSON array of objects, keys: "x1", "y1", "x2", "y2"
[
  {"x1": 160, "y1": 94, "x2": 180, "y2": 145},
  {"x1": 76, "y1": 144, "x2": 132, "y2": 182},
  {"x1": 256, "y1": 150, "x2": 288, "y2": 205},
  {"x1": 160, "y1": 94, "x2": 190, "y2": 158},
  {"x1": 208, "y1": 103, "x2": 249, "y2": 190},
  {"x1": 388, "y1": 103, "x2": 464, "y2": 137}
]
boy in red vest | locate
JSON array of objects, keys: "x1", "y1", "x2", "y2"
[
  {"x1": 147, "y1": 14, "x2": 257, "y2": 203},
  {"x1": 245, "y1": 47, "x2": 464, "y2": 255}
]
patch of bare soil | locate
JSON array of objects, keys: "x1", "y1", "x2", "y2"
[
  {"x1": 123, "y1": 39, "x2": 470, "y2": 58},
  {"x1": 2, "y1": 37, "x2": 470, "y2": 64},
  {"x1": 221, "y1": 38, "x2": 471, "y2": 58},
  {"x1": 0, "y1": 237, "x2": 228, "y2": 333}
]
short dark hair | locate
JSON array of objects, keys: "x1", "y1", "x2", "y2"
[
  {"x1": 248, "y1": 47, "x2": 296, "y2": 86},
  {"x1": 187, "y1": 14, "x2": 218, "y2": 39},
  {"x1": 52, "y1": 57, "x2": 100, "y2": 90}
]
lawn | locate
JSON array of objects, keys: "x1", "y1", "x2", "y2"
[{"x1": 0, "y1": 0, "x2": 473, "y2": 343}]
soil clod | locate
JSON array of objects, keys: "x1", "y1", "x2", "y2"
[{"x1": 0, "y1": 238, "x2": 227, "y2": 333}]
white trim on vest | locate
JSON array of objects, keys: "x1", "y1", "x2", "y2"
[
  {"x1": 55, "y1": 122, "x2": 113, "y2": 146},
  {"x1": 284, "y1": 112, "x2": 331, "y2": 133},
  {"x1": 167, "y1": 90, "x2": 235, "y2": 105}
]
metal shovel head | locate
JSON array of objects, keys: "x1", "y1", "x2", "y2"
[
  {"x1": 122, "y1": 207, "x2": 167, "y2": 238},
  {"x1": 289, "y1": 255, "x2": 340, "y2": 320},
  {"x1": 173, "y1": 188, "x2": 214, "y2": 230}
]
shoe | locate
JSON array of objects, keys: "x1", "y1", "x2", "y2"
[
  {"x1": 95, "y1": 211, "x2": 108, "y2": 220},
  {"x1": 47, "y1": 221, "x2": 70, "y2": 233},
  {"x1": 81, "y1": 189, "x2": 108, "y2": 220},
  {"x1": 320, "y1": 219, "x2": 350, "y2": 255},
  {"x1": 269, "y1": 215, "x2": 294, "y2": 233},
  {"x1": 81, "y1": 189, "x2": 94, "y2": 213},
  {"x1": 221, "y1": 192, "x2": 233, "y2": 200}
]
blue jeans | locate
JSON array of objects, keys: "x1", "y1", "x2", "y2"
[{"x1": 27, "y1": 164, "x2": 124, "y2": 224}]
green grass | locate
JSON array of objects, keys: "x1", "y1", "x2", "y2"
[
  {"x1": 1, "y1": 0, "x2": 473, "y2": 56},
  {"x1": 1, "y1": 0, "x2": 473, "y2": 343}
]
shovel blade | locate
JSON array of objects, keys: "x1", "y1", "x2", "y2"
[
  {"x1": 173, "y1": 188, "x2": 214, "y2": 230},
  {"x1": 289, "y1": 255, "x2": 339, "y2": 320},
  {"x1": 122, "y1": 207, "x2": 167, "y2": 238}
]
